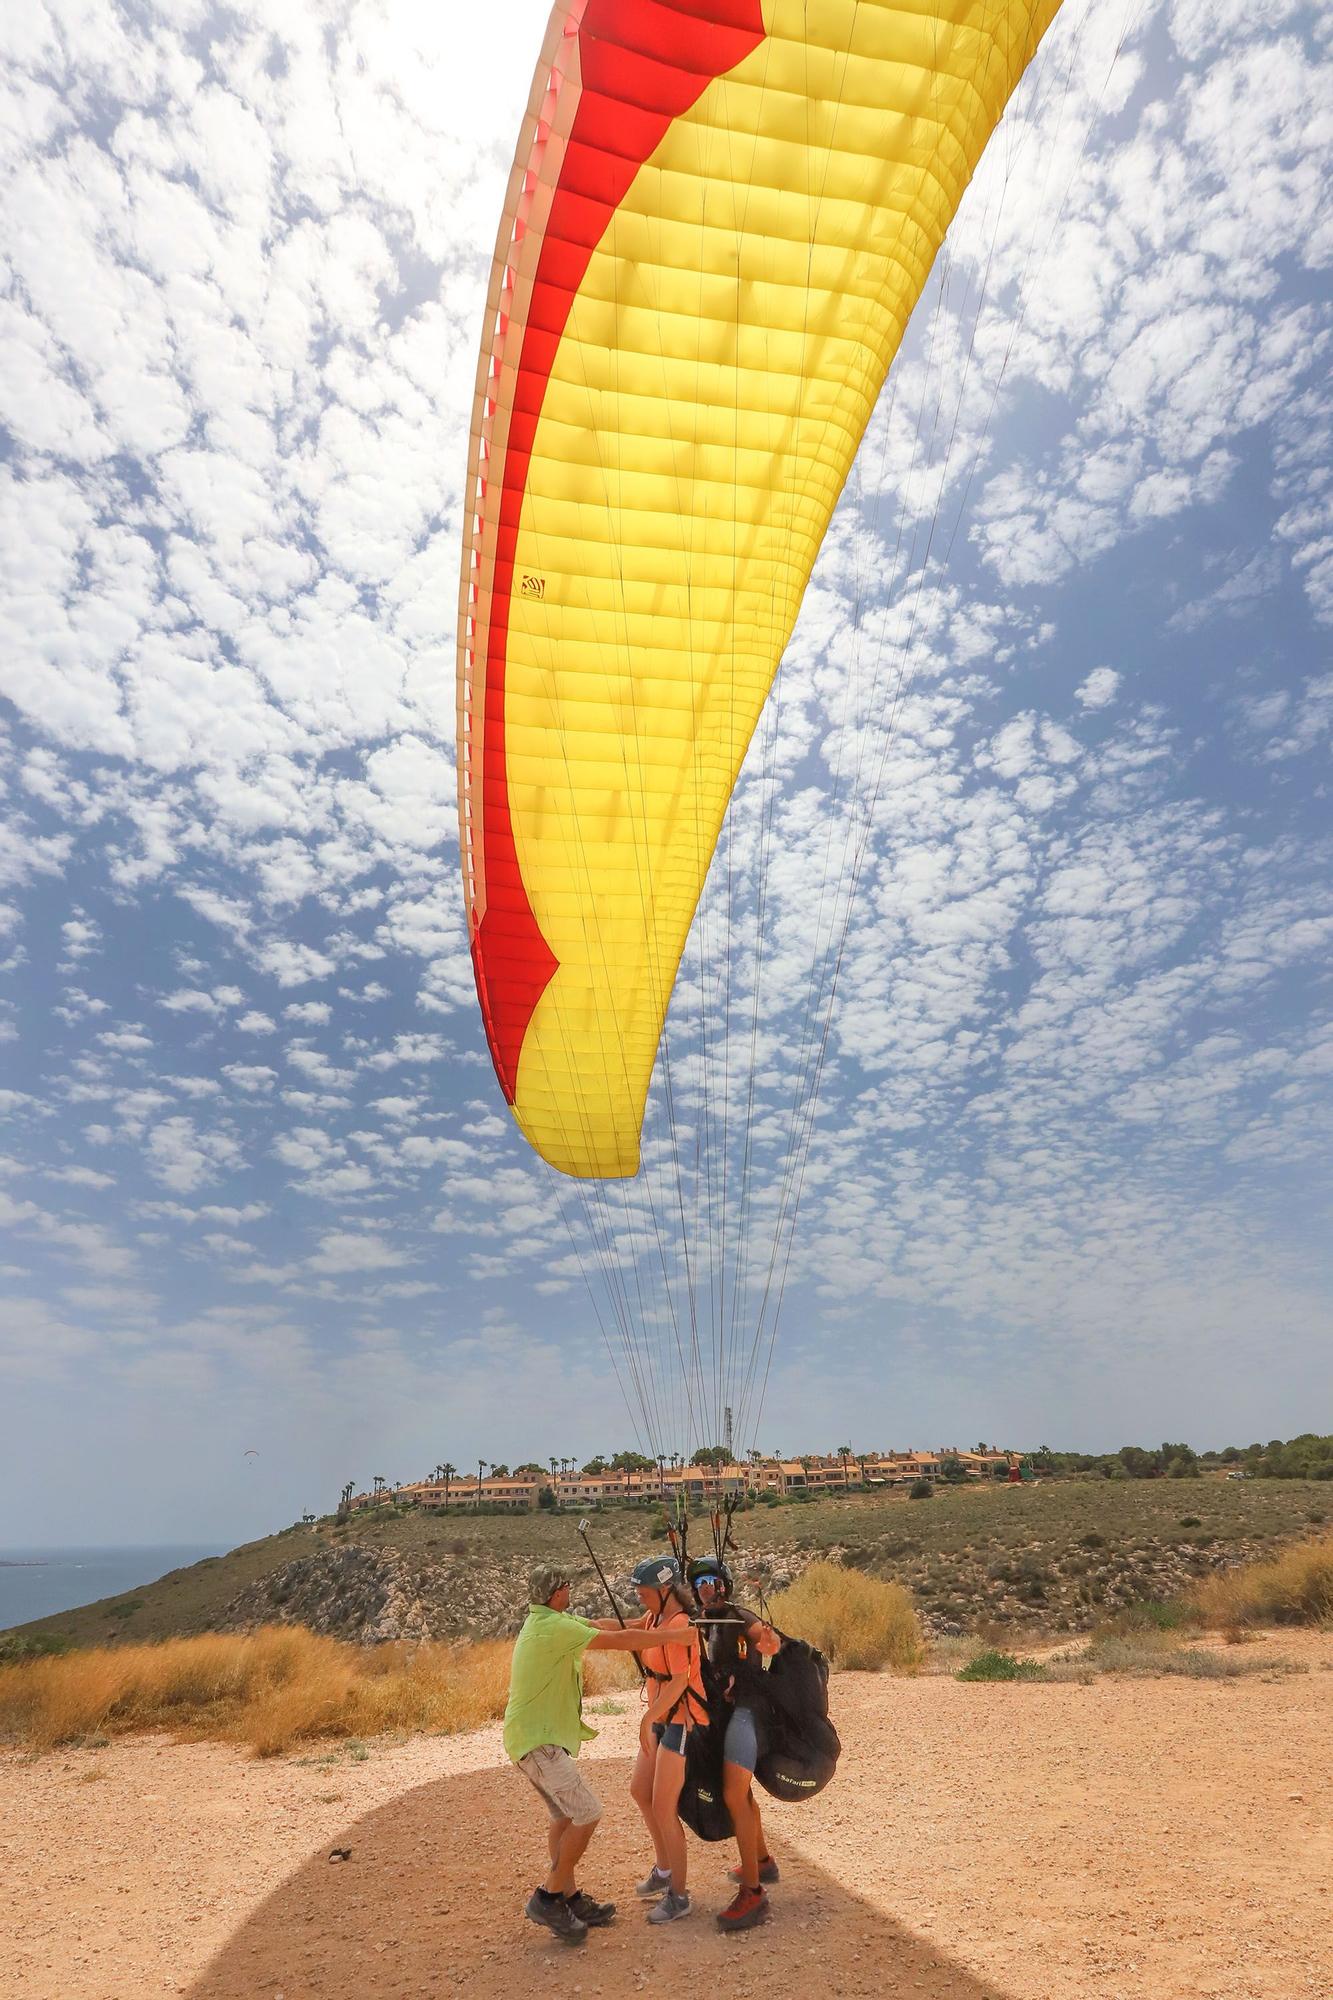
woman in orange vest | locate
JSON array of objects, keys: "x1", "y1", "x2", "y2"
[{"x1": 628, "y1": 1556, "x2": 708, "y2": 1924}]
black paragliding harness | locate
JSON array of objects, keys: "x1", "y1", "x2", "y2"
[{"x1": 676, "y1": 1486, "x2": 841, "y2": 1842}]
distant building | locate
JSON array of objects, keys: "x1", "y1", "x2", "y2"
[{"x1": 344, "y1": 1444, "x2": 1013, "y2": 1513}]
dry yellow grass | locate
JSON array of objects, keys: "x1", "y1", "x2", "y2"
[
  {"x1": 1189, "y1": 1532, "x2": 1333, "y2": 1631},
  {"x1": 771, "y1": 1560, "x2": 924, "y2": 1671},
  {"x1": 0, "y1": 1626, "x2": 639, "y2": 1757}
]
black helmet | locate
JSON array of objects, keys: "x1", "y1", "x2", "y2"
[
  {"x1": 631, "y1": 1555, "x2": 681, "y2": 1591},
  {"x1": 688, "y1": 1555, "x2": 733, "y2": 1593}
]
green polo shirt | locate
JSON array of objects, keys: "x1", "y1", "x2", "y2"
[{"x1": 503, "y1": 1603, "x2": 602, "y2": 1764}]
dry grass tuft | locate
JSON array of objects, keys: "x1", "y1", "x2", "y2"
[
  {"x1": 0, "y1": 1622, "x2": 645, "y2": 1757},
  {"x1": 583, "y1": 1648, "x2": 640, "y2": 1696},
  {"x1": 1081, "y1": 1636, "x2": 1286, "y2": 1678},
  {"x1": 0, "y1": 1627, "x2": 528, "y2": 1756},
  {"x1": 1189, "y1": 1533, "x2": 1333, "y2": 1631},
  {"x1": 771, "y1": 1560, "x2": 923, "y2": 1672}
]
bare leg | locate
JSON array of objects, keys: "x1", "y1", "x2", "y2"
[
  {"x1": 546, "y1": 1817, "x2": 597, "y2": 1896},
  {"x1": 753, "y1": 1799, "x2": 770, "y2": 1868},
  {"x1": 630, "y1": 1740, "x2": 670, "y2": 1870},
  {"x1": 651, "y1": 1746, "x2": 688, "y2": 1893},
  {"x1": 723, "y1": 1761, "x2": 761, "y2": 1890}
]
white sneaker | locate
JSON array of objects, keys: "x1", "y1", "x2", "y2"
[
  {"x1": 647, "y1": 1889, "x2": 692, "y2": 1924},
  {"x1": 635, "y1": 1866, "x2": 671, "y2": 1899}
]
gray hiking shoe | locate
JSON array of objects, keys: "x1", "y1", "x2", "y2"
[
  {"x1": 635, "y1": 1865, "x2": 672, "y2": 1899},
  {"x1": 646, "y1": 1889, "x2": 692, "y2": 1925},
  {"x1": 524, "y1": 1889, "x2": 587, "y2": 1943}
]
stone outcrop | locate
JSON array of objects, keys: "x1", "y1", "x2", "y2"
[{"x1": 222, "y1": 1547, "x2": 434, "y2": 1644}]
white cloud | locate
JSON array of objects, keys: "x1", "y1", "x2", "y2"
[
  {"x1": 284, "y1": 1000, "x2": 333, "y2": 1025},
  {"x1": 308, "y1": 1229, "x2": 406, "y2": 1274},
  {"x1": 1076, "y1": 667, "x2": 1121, "y2": 709}
]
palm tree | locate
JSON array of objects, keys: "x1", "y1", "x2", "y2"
[
  {"x1": 838, "y1": 1444, "x2": 852, "y2": 1488},
  {"x1": 372, "y1": 1474, "x2": 386, "y2": 1499},
  {"x1": 338, "y1": 1480, "x2": 354, "y2": 1515},
  {"x1": 476, "y1": 1458, "x2": 488, "y2": 1508},
  {"x1": 441, "y1": 1462, "x2": 456, "y2": 1510}
]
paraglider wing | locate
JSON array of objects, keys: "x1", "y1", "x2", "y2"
[{"x1": 459, "y1": 0, "x2": 1061, "y2": 1178}]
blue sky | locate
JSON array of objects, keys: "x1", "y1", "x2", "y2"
[{"x1": 1, "y1": 0, "x2": 1330, "y2": 1546}]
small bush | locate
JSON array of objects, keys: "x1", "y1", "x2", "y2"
[
  {"x1": 1179, "y1": 1516, "x2": 1202, "y2": 1528},
  {"x1": 956, "y1": 1650, "x2": 1044, "y2": 1682},
  {"x1": 1106, "y1": 1598, "x2": 1193, "y2": 1634},
  {"x1": 0, "y1": 1633, "x2": 73, "y2": 1662},
  {"x1": 770, "y1": 1560, "x2": 923, "y2": 1672},
  {"x1": 1086, "y1": 1637, "x2": 1282, "y2": 1679},
  {"x1": 1079, "y1": 1532, "x2": 1106, "y2": 1549},
  {"x1": 908, "y1": 1479, "x2": 933, "y2": 1501}
]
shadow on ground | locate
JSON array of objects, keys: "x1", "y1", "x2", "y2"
[{"x1": 188, "y1": 1755, "x2": 1015, "y2": 1999}]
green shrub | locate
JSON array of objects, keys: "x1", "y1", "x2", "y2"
[
  {"x1": 908, "y1": 1479, "x2": 933, "y2": 1501},
  {"x1": 956, "y1": 1649, "x2": 1044, "y2": 1682},
  {"x1": 1108, "y1": 1598, "x2": 1192, "y2": 1634},
  {"x1": 0, "y1": 1632, "x2": 73, "y2": 1662}
]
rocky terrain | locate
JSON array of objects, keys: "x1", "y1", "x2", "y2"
[
  {"x1": 218, "y1": 1542, "x2": 807, "y2": 1643},
  {"x1": 5, "y1": 1477, "x2": 1325, "y2": 1652}
]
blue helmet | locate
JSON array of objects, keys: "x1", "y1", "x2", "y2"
[{"x1": 631, "y1": 1555, "x2": 681, "y2": 1590}]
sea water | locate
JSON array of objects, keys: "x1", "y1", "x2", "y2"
[{"x1": 0, "y1": 1546, "x2": 226, "y2": 1630}]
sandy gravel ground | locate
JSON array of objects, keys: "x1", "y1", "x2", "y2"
[{"x1": 2, "y1": 1631, "x2": 1329, "y2": 2000}]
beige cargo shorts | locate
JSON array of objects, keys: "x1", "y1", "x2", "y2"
[{"x1": 517, "y1": 1745, "x2": 603, "y2": 1827}]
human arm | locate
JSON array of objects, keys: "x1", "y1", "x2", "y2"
[{"x1": 587, "y1": 1622, "x2": 700, "y2": 1654}]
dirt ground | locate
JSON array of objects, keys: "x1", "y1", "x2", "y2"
[{"x1": 2, "y1": 1631, "x2": 1330, "y2": 2000}]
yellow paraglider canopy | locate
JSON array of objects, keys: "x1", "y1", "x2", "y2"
[{"x1": 459, "y1": 0, "x2": 1061, "y2": 1178}]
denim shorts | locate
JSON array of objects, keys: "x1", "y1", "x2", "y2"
[
  {"x1": 722, "y1": 1704, "x2": 758, "y2": 1773},
  {"x1": 651, "y1": 1720, "x2": 686, "y2": 1755}
]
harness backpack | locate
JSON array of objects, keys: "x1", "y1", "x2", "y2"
[
  {"x1": 676, "y1": 1711, "x2": 735, "y2": 1842},
  {"x1": 751, "y1": 1631, "x2": 841, "y2": 1803},
  {"x1": 676, "y1": 1623, "x2": 840, "y2": 1836}
]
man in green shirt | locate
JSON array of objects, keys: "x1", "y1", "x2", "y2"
[{"x1": 505, "y1": 1562, "x2": 701, "y2": 1944}]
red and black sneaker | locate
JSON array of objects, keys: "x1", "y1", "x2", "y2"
[
  {"x1": 717, "y1": 1884, "x2": 769, "y2": 1932},
  {"x1": 729, "y1": 1856, "x2": 779, "y2": 1886}
]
